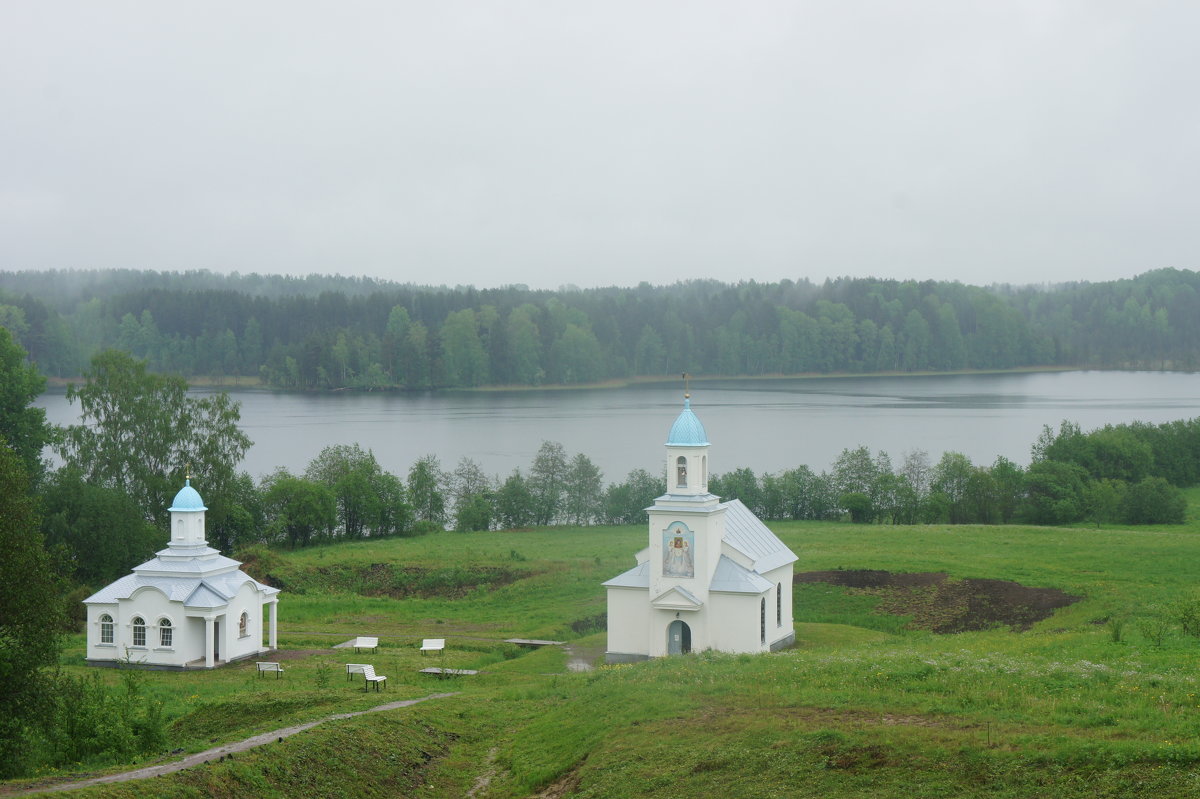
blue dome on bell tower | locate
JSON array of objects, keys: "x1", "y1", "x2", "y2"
[
  {"x1": 667, "y1": 398, "x2": 709, "y2": 446},
  {"x1": 169, "y1": 479, "x2": 208, "y2": 512}
]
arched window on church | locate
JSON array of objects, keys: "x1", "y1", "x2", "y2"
[
  {"x1": 239, "y1": 611, "x2": 249, "y2": 638},
  {"x1": 100, "y1": 614, "x2": 114, "y2": 644},
  {"x1": 132, "y1": 616, "x2": 146, "y2": 647},
  {"x1": 760, "y1": 598, "x2": 766, "y2": 644},
  {"x1": 159, "y1": 618, "x2": 173, "y2": 647},
  {"x1": 702, "y1": 455, "x2": 707, "y2": 488},
  {"x1": 777, "y1": 583, "x2": 782, "y2": 627},
  {"x1": 676, "y1": 456, "x2": 687, "y2": 488}
]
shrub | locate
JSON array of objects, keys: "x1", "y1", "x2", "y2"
[
  {"x1": 1122, "y1": 477, "x2": 1187, "y2": 524},
  {"x1": 1137, "y1": 606, "x2": 1171, "y2": 647},
  {"x1": 409, "y1": 519, "x2": 444, "y2": 536}
]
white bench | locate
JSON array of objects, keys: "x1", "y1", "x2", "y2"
[
  {"x1": 420, "y1": 638, "x2": 445, "y2": 656},
  {"x1": 256, "y1": 661, "x2": 283, "y2": 679},
  {"x1": 360, "y1": 664, "x2": 387, "y2": 692},
  {"x1": 346, "y1": 663, "x2": 370, "y2": 681}
]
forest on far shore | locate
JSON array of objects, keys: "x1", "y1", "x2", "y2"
[{"x1": 1, "y1": 267, "x2": 1198, "y2": 389}]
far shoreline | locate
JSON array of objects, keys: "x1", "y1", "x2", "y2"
[{"x1": 39, "y1": 364, "x2": 1189, "y2": 396}]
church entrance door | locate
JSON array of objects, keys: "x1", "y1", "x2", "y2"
[
  {"x1": 214, "y1": 621, "x2": 220, "y2": 661},
  {"x1": 667, "y1": 620, "x2": 691, "y2": 655}
]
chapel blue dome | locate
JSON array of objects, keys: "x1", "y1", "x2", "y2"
[
  {"x1": 666, "y1": 398, "x2": 709, "y2": 446},
  {"x1": 168, "y1": 479, "x2": 208, "y2": 512}
]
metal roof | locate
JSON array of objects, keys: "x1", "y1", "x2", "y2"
[
  {"x1": 602, "y1": 561, "x2": 650, "y2": 589},
  {"x1": 84, "y1": 571, "x2": 278, "y2": 606},
  {"x1": 721, "y1": 499, "x2": 798, "y2": 573},
  {"x1": 710, "y1": 555, "x2": 774, "y2": 594}
]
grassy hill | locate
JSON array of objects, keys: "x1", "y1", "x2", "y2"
[{"x1": 10, "y1": 507, "x2": 1200, "y2": 798}]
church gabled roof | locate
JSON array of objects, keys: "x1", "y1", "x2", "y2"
[
  {"x1": 710, "y1": 555, "x2": 774, "y2": 594},
  {"x1": 83, "y1": 570, "x2": 278, "y2": 606},
  {"x1": 651, "y1": 585, "x2": 703, "y2": 610},
  {"x1": 602, "y1": 561, "x2": 650, "y2": 589},
  {"x1": 721, "y1": 499, "x2": 798, "y2": 573},
  {"x1": 666, "y1": 398, "x2": 709, "y2": 446}
]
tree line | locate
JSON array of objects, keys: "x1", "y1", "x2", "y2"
[
  {"x1": 710, "y1": 420, "x2": 1191, "y2": 529},
  {"x1": 3, "y1": 267, "x2": 1200, "y2": 389}
]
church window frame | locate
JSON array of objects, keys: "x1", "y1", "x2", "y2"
[
  {"x1": 99, "y1": 614, "x2": 114, "y2": 644},
  {"x1": 760, "y1": 598, "x2": 766, "y2": 645},
  {"x1": 239, "y1": 611, "x2": 250, "y2": 638},
  {"x1": 132, "y1": 616, "x2": 146, "y2": 648},
  {"x1": 159, "y1": 618, "x2": 173, "y2": 648},
  {"x1": 675, "y1": 456, "x2": 688, "y2": 488},
  {"x1": 777, "y1": 583, "x2": 783, "y2": 627}
]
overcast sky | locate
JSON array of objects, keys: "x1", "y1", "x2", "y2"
[{"x1": 3, "y1": 2, "x2": 1197, "y2": 290}]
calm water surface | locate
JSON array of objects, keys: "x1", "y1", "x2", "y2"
[{"x1": 36, "y1": 371, "x2": 1200, "y2": 483}]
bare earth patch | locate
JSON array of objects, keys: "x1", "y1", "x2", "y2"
[{"x1": 796, "y1": 570, "x2": 1082, "y2": 633}]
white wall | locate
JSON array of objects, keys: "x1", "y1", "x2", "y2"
[
  {"x1": 225, "y1": 582, "x2": 268, "y2": 662},
  {"x1": 762, "y1": 565, "x2": 794, "y2": 648},
  {"x1": 88, "y1": 589, "x2": 191, "y2": 667},
  {"x1": 606, "y1": 587, "x2": 650, "y2": 657},
  {"x1": 707, "y1": 593, "x2": 762, "y2": 653}
]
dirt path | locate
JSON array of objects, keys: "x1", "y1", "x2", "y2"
[{"x1": 3, "y1": 692, "x2": 459, "y2": 797}]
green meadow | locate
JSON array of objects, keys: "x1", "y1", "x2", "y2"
[{"x1": 13, "y1": 502, "x2": 1200, "y2": 798}]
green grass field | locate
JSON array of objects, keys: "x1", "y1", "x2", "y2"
[{"x1": 12, "y1": 507, "x2": 1200, "y2": 798}]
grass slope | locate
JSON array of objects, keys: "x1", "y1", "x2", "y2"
[{"x1": 12, "y1": 512, "x2": 1200, "y2": 798}]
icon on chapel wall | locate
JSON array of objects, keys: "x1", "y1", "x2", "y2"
[{"x1": 663, "y1": 524, "x2": 694, "y2": 578}]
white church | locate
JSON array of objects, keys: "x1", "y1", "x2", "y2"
[
  {"x1": 604, "y1": 395, "x2": 797, "y2": 662},
  {"x1": 84, "y1": 479, "x2": 280, "y2": 669}
]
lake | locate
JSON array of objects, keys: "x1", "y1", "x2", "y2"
[{"x1": 35, "y1": 371, "x2": 1200, "y2": 484}]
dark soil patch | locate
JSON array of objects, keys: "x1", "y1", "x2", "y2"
[{"x1": 796, "y1": 570, "x2": 1082, "y2": 633}]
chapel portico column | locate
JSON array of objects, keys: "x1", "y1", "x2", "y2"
[
  {"x1": 268, "y1": 600, "x2": 278, "y2": 650},
  {"x1": 204, "y1": 616, "x2": 214, "y2": 668}
]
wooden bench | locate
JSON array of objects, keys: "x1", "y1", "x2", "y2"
[
  {"x1": 256, "y1": 661, "x2": 284, "y2": 679},
  {"x1": 361, "y1": 664, "x2": 387, "y2": 692},
  {"x1": 420, "y1": 638, "x2": 445, "y2": 656},
  {"x1": 346, "y1": 663, "x2": 370, "y2": 681}
]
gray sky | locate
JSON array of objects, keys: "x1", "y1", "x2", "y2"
[{"x1": 3, "y1": 1, "x2": 1197, "y2": 290}]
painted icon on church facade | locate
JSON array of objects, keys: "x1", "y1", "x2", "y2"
[{"x1": 662, "y1": 523, "x2": 694, "y2": 578}]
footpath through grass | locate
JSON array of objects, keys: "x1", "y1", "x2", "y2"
[{"x1": 12, "y1": 516, "x2": 1200, "y2": 797}]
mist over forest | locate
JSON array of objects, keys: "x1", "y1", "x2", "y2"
[{"x1": 1, "y1": 267, "x2": 1197, "y2": 389}]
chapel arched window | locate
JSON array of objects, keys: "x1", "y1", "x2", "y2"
[
  {"x1": 100, "y1": 614, "x2": 114, "y2": 644},
  {"x1": 676, "y1": 456, "x2": 687, "y2": 488},
  {"x1": 760, "y1": 598, "x2": 766, "y2": 645},
  {"x1": 132, "y1": 616, "x2": 146, "y2": 647},
  {"x1": 777, "y1": 583, "x2": 783, "y2": 627},
  {"x1": 159, "y1": 618, "x2": 173, "y2": 647},
  {"x1": 239, "y1": 611, "x2": 249, "y2": 638}
]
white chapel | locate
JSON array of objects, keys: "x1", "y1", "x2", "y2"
[
  {"x1": 604, "y1": 395, "x2": 797, "y2": 662},
  {"x1": 84, "y1": 479, "x2": 280, "y2": 669}
]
